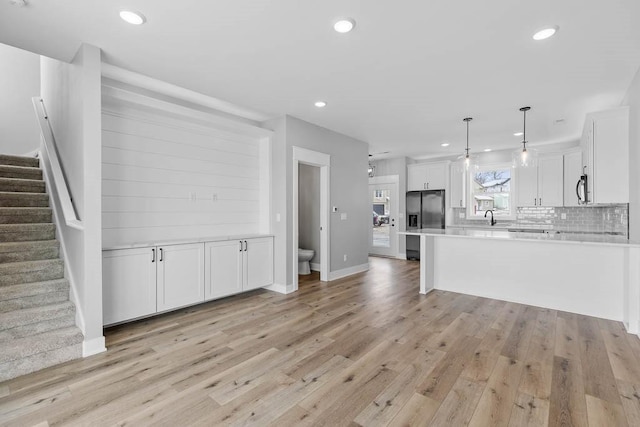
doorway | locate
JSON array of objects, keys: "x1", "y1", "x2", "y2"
[
  {"x1": 369, "y1": 175, "x2": 399, "y2": 258},
  {"x1": 292, "y1": 147, "x2": 330, "y2": 292}
]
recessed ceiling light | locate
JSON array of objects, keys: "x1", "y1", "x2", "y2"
[
  {"x1": 441, "y1": 143, "x2": 450, "y2": 147},
  {"x1": 334, "y1": 18, "x2": 356, "y2": 33},
  {"x1": 314, "y1": 101, "x2": 327, "y2": 108},
  {"x1": 484, "y1": 148, "x2": 492, "y2": 152},
  {"x1": 533, "y1": 26, "x2": 559, "y2": 41},
  {"x1": 514, "y1": 132, "x2": 524, "y2": 136},
  {"x1": 120, "y1": 10, "x2": 146, "y2": 25}
]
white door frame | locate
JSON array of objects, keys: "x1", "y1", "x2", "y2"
[
  {"x1": 368, "y1": 175, "x2": 400, "y2": 258},
  {"x1": 293, "y1": 146, "x2": 330, "y2": 291}
]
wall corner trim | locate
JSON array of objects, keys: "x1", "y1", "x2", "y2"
[{"x1": 83, "y1": 336, "x2": 106, "y2": 357}]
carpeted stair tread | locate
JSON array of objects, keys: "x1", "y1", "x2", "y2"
[
  {"x1": 0, "y1": 258, "x2": 64, "y2": 286},
  {"x1": 0, "y1": 177, "x2": 45, "y2": 193},
  {"x1": 0, "y1": 278, "x2": 69, "y2": 302},
  {"x1": 0, "y1": 223, "x2": 56, "y2": 242},
  {"x1": 0, "y1": 155, "x2": 39, "y2": 168},
  {"x1": 0, "y1": 207, "x2": 52, "y2": 224},
  {"x1": 0, "y1": 192, "x2": 49, "y2": 207},
  {"x1": 0, "y1": 164, "x2": 42, "y2": 180},
  {"x1": 0, "y1": 300, "x2": 75, "y2": 333},
  {"x1": 0, "y1": 240, "x2": 59, "y2": 264},
  {"x1": 0, "y1": 312, "x2": 75, "y2": 341},
  {"x1": 0, "y1": 326, "x2": 83, "y2": 364},
  {"x1": 0, "y1": 343, "x2": 81, "y2": 382}
]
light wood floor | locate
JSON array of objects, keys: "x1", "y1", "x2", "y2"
[{"x1": 2, "y1": 257, "x2": 640, "y2": 426}]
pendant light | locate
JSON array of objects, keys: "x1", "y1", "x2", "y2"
[
  {"x1": 457, "y1": 117, "x2": 475, "y2": 171},
  {"x1": 512, "y1": 106, "x2": 538, "y2": 169}
]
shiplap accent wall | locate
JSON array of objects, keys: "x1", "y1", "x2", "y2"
[{"x1": 101, "y1": 92, "x2": 269, "y2": 248}]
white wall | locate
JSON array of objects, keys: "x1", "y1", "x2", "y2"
[
  {"x1": 0, "y1": 43, "x2": 40, "y2": 155},
  {"x1": 623, "y1": 66, "x2": 640, "y2": 240},
  {"x1": 265, "y1": 115, "x2": 369, "y2": 290},
  {"x1": 40, "y1": 44, "x2": 105, "y2": 356},
  {"x1": 298, "y1": 163, "x2": 320, "y2": 265},
  {"x1": 101, "y1": 98, "x2": 264, "y2": 248}
]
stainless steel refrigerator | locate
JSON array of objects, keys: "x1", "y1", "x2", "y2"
[{"x1": 406, "y1": 190, "x2": 445, "y2": 260}]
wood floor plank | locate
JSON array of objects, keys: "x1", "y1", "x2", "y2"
[{"x1": 1, "y1": 257, "x2": 639, "y2": 426}]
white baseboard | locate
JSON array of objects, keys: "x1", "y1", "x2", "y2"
[
  {"x1": 328, "y1": 263, "x2": 369, "y2": 281},
  {"x1": 264, "y1": 282, "x2": 294, "y2": 294},
  {"x1": 397, "y1": 252, "x2": 406, "y2": 260},
  {"x1": 624, "y1": 320, "x2": 640, "y2": 336},
  {"x1": 310, "y1": 262, "x2": 321, "y2": 272},
  {"x1": 83, "y1": 336, "x2": 107, "y2": 357}
]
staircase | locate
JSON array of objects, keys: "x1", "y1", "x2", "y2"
[{"x1": 0, "y1": 154, "x2": 83, "y2": 382}]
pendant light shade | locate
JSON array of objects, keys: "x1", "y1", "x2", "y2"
[
  {"x1": 512, "y1": 106, "x2": 538, "y2": 169},
  {"x1": 457, "y1": 117, "x2": 476, "y2": 171}
]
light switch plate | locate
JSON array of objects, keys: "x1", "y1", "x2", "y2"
[{"x1": 340, "y1": 213, "x2": 347, "y2": 220}]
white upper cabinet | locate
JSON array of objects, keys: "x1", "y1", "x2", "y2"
[
  {"x1": 563, "y1": 151, "x2": 583, "y2": 207},
  {"x1": 581, "y1": 107, "x2": 629, "y2": 204},
  {"x1": 449, "y1": 163, "x2": 466, "y2": 208},
  {"x1": 407, "y1": 162, "x2": 448, "y2": 191},
  {"x1": 515, "y1": 155, "x2": 563, "y2": 207}
]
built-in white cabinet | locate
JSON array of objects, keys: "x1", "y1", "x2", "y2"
[
  {"x1": 516, "y1": 155, "x2": 563, "y2": 207},
  {"x1": 205, "y1": 237, "x2": 274, "y2": 300},
  {"x1": 407, "y1": 162, "x2": 448, "y2": 191},
  {"x1": 580, "y1": 107, "x2": 629, "y2": 204},
  {"x1": 449, "y1": 163, "x2": 466, "y2": 208},
  {"x1": 103, "y1": 236, "x2": 273, "y2": 325},
  {"x1": 563, "y1": 150, "x2": 583, "y2": 207},
  {"x1": 103, "y1": 247, "x2": 157, "y2": 326},
  {"x1": 156, "y1": 243, "x2": 205, "y2": 312}
]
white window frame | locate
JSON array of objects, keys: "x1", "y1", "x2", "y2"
[{"x1": 466, "y1": 162, "x2": 515, "y2": 220}]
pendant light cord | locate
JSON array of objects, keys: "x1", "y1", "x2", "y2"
[{"x1": 520, "y1": 106, "x2": 531, "y2": 151}]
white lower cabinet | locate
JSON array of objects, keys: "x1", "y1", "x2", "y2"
[
  {"x1": 103, "y1": 236, "x2": 273, "y2": 325},
  {"x1": 205, "y1": 237, "x2": 274, "y2": 300},
  {"x1": 157, "y1": 243, "x2": 205, "y2": 312},
  {"x1": 103, "y1": 247, "x2": 157, "y2": 326}
]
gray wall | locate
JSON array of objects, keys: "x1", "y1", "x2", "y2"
[
  {"x1": 265, "y1": 115, "x2": 369, "y2": 291},
  {"x1": 623, "y1": 66, "x2": 640, "y2": 240},
  {"x1": 298, "y1": 163, "x2": 320, "y2": 265},
  {"x1": 0, "y1": 43, "x2": 40, "y2": 155}
]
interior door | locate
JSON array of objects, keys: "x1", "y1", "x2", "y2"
[{"x1": 369, "y1": 182, "x2": 398, "y2": 257}]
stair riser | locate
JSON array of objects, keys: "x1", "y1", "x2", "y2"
[
  {"x1": 0, "y1": 195, "x2": 49, "y2": 207},
  {"x1": 0, "y1": 229, "x2": 55, "y2": 242},
  {"x1": 0, "y1": 246, "x2": 59, "y2": 263},
  {"x1": 0, "y1": 155, "x2": 39, "y2": 168},
  {"x1": 0, "y1": 291, "x2": 68, "y2": 313},
  {"x1": 0, "y1": 300, "x2": 72, "y2": 332},
  {"x1": 0, "y1": 343, "x2": 81, "y2": 382},
  {"x1": 0, "y1": 264, "x2": 64, "y2": 287},
  {"x1": 0, "y1": 168, "x2": 42, "y2": 181},
  {"x1": 0, "y1": 212, "x2": 52, "y2": 224},
  {"x1": 0, "y1": 181, "x2": 45, "y2": 193}
]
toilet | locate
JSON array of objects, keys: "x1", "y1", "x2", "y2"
[{"x1": 298, "y1": 248, "x2": 315, "y2": 275}]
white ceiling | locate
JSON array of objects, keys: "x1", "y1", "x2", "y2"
[{"x1": 1, "y1": 0, "x2": 639, "y2": 159}]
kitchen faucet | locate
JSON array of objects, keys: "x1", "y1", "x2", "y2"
[{"x1": 484, "y1": 209, "x2": 496, "y2": 226}]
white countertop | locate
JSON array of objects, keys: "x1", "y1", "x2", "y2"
[
  {"x1": 103, "y1": 234, "x2": 274, "y2": 251},
  {"x1": 400, "y1": 228, "x2": 639, "y2": 247}
]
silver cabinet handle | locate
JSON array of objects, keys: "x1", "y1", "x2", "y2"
[
  {"x1": 152, "y1": 248, "x2": 155, "y2": 263},
  {"x1": 159, "y1": 248, "x2": 163, "y2": 262}
]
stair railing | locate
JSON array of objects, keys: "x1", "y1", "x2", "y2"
[{"x1": 32, "y1": 97, "x2": 84, "y2": 230}]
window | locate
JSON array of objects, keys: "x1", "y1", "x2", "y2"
[{"x1": 467, "y1": 163, "x2": 513, "y2": 219}]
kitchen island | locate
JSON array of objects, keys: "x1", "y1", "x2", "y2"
[{"x1": 399, "y1": 229, "x2": 640, "y2": 335}]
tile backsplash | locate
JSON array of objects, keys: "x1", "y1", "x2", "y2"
[{"x1": 451, "y1": 204, "x2": 629, "y2": 237}]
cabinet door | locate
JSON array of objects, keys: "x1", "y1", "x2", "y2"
[
  {"x1": 592, "y1": 111, "x2": 629, "y2": 203},
  {"x1": 157, "y1": 243, "x2": 205, "y2": 312},
  {"x1": 538, "y1": 156, "x2": 563, "y2": 206},
  {"x1": 516, "y1": 167, "x2": 538, "y2": 207},
  {"x1": 205, "y1": 240, "x2": 243, "y2": 300},
  {"x1": 425, "y1": 162, "x2": 447, "y2": 190},
  {"x1": 244, "y1": 237, "x2": 274, "y2": 291},
  {"x1": 449, "y1": 164, "x2": 466, "y2": 208},
  {"x1": 407, "y1": 164, "x2": 427, "y2": 191},
  {"x1": 102, "y1": 247, "x2": 156, "y2": 325},
  {"x1": 563, "y1": 151, "x2": 582, "y2": 207}
]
